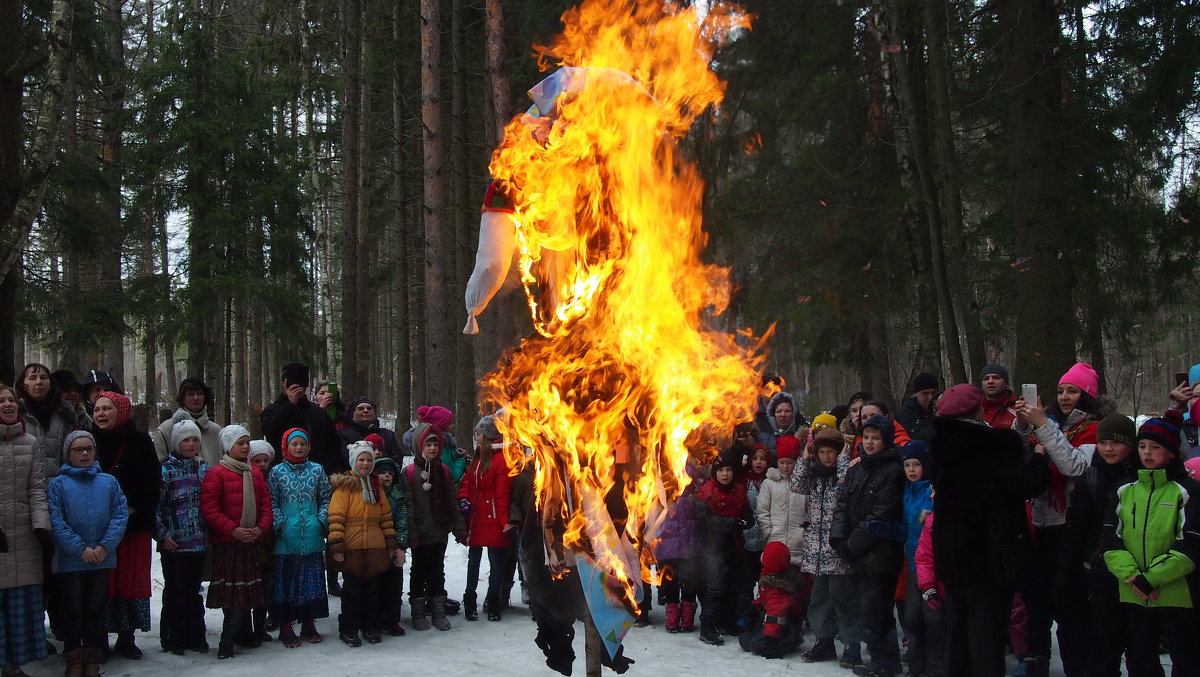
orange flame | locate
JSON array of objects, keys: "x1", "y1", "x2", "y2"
[{"x1": 479, "y1": 0, "x2": 764, "y2": 607}]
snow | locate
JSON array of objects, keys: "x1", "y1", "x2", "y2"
[{"x1": 22, "y1": 545, "x2": 1099, "y2": 676}]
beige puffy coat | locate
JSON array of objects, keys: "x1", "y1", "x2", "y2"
[
  {"x1": 0, "y1": 421, "x2": 51, "y2": 589},
  {"x1": 755, "y1": 467, "x2": 807, "y2": 566}
]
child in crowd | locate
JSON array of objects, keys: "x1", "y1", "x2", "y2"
[
  {"x1": 913, "y1": 509, "x2": 944, "y2": 677},
  {"x1": 693, "y1": 450, "x2": 751, "y2": 646},
  {"x1": 656, "y1": 465, "x2": 704, "y2": 633},
  {"x1": 1067, "y1": 413, "x2": 1139, "y2": 675},
  {"x1": 1103, "y1": 414, "x2": 1200, "y2": 675},
  {"x1": 248, "y1": 441, "x2": 276, "y2": 643},
  {"x1": 48, "y1": 431, "x2": 128, "y2": 676},
  {"x1": 401, "y1": 421, "x2": 467, "y2": 631},
  {"x1": 898, "y1": 440, "x2": 939, "y2": 676},
  {"x1": 794, "y1": 427, "x2": 861, "y2": 667},
  {"x1": 329, "y1": 442, "x2": 400, "y2": 647},
  {"x1": 738, "y1": 541, "x2": 803, "y2": 659},
  {"x1": 154, "y1": 420, "x2": 209, "y2": 655},
  {"x1": 373, "y1": 457, "x2": 409, "y2": 636},
  {"x1": 830, "y1": 414, "x2": 904, "y2": 677},
  {"x1": 201, "y1": 425, "x2": 272, "y2": 659},
  {"x1": 733, "y1": 445, "x2": 770, "y2": 630},
  {"x1": 459, "y1": 415, "x2": 515, "y2": 622},
  {"x1": 267, "y1": 428, "x2": 332, "y2": 647},
  {"x1": 757, "y1": 436, "x2": 807, "y2": 564}
]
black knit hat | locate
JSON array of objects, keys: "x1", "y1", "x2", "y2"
[
  {"x1": 911, "y1": 373, "x2": 939, "y2": 393},
  {"x1": 1096, "y1": 413, "x2": 1136, "y2": 447},
  {"x1": 979, "y1": 363, "x2": 1010, "y2": 385}
]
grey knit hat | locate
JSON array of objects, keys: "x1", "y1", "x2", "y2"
[
  {"x1": 62, "y1": 430, "x2": 96, "y2": 456},
  {"x1": 474, "y1": 415, "x2": 502, "y2": 442}
]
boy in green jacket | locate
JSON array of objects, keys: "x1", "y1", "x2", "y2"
[{"x1": 1103, "y1": 414, "x2": 1200, "y2": 675}]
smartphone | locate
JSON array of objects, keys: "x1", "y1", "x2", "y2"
[
  {"x1": 327, "y1": 381, "x2": 338, "y2": 400},
  {"x1": 1021, "y1": 383, "x2": 1038, "y2": 405},
  {"x1": 283, "y1": 363, "x2": 309, "y2": 388},
  {"x1": 1175, "y1": 372, "x2": 1189, "y2": 388}
]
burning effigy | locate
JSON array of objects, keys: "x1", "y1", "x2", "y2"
[{"x1": 464, "y1": 0, "x2": 765, "y2": 672}]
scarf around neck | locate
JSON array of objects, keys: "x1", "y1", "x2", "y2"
[{"x1": 219, "y1": 454, "x2": 257, "y2": 528}]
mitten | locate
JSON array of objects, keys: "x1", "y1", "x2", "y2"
[
  {"x1": 864, "y1": 519, "x2": 907, "y2": 542},
  {"x1": 503, "y1": 522, "x2": 520, "y2": 537},
  {"x1": 459, "y1": 498, "x2": 473, "y2": 517},
  {"x1": 601, "y1": 643, "x2": 636, "y2": 674}
]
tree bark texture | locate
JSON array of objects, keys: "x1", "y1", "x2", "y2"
[
  {"x1": 422, "y1": 0, "x2": 452, "y2": 408},
  {"x1": 341, "y1": 0, "x2": 363, "y2": 396}
]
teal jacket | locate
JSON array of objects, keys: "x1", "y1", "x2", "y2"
[
  {"x1": 268, "y1": 460, "x2": 332, "y2": 556},
  {"x1": 1103, "y1": 465, "x2": 1200, "y2": 608}
]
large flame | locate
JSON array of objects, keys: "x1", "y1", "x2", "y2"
[{"x1": 479, "y1": 0, "x2": 764, "y2": 606}]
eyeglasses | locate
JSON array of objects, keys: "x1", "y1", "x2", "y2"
[{"x1": 69, "y1": 445, "x2": 96, "y2": 454}]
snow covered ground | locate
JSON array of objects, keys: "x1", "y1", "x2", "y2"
[{"x1": 21, "y1": 543, "x2": 1112, "y2": 676}]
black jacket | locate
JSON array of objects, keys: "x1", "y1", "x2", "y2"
[
  {"x1": 829, "y1": 445, "x2": 905, "y2": 575},
  {"x1": 930, "y1": 416, "x2": 1049, "y2": 590},
  {"x1": 894, "y1": 396, "x2": 933, "y2": 443},
  {"x1": 94, "y1": 421, "x2": 161, "y2": 533},
  {"x1": 260, "y1": 393, "x2": 342, "y2": 475},
  {"x1": 339, "y1": 422, "x2": 403, "y2": 461},
  {"x1": 1066, "y1": 453, "x2": 1139, "y2": 570}
]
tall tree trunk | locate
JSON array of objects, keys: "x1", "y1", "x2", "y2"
[
  {"x1": 422, "y1": 0, "x2": 452, "y2": 407},
  {"x1": 999, "y1": 0, "x2": 1077, "y2": 390},
  {"x1": 354, "y1": 20, "x2": 371, "y2": 401},
  {"x1": 451, "y1": 0, "x2": 475, "y2": 438},
  {"x1": 99, "y1": 0, "x2": 127, "y2": 383},
  {"x1": 392, "y1": 0, "x2": 412, "y2": 421},
  {"x1": 341, "y1": 0, "x2": 363, "y2": 395},
  {"x1": 923, "y1": 0, "x2": 984, "y2": 375}
]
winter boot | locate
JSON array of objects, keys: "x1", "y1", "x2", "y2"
[
  {"x1": 801, "y1": 638, "x2": 837, "y2": 662},
  {"x1": 679, "y1": 601, "x2": 697, "y2": 632},
  {"x1": 464, "y1": 592, "x2": 479, "y2": 621},
  {"x1": 410, "y1": 596, "x2": 432, "y2": 631},
  {"x1": 430, "y1": 596, "x2": 452, "y2": 631},
  {"x1": 521, "y1": 583, "x2": 531, "y2": 606},
  {"x1": 839, "y1": 643, "x2": 863, "y2": 669},
  {"x1": 327, "y1": 568, "x2": 341, "y2": 597},
  {"x1": 300, "y1": 620, "x2": 323, "y2": 643},
  {"x1": 699, "y1": 622, "x2": 724, "y2": 646},
  {"x1": 81, "y1": 649, "x2": 102, "y2": 677},
  {"x1": 114, "y1": 631, "x2": 142, "y2": 660},
  {"x1": 500, "y1": 581, "x2": 513, "y2": 610},
  {"x1": 252, "y1": 608, "x2": 272, "y2": 642},
  {"x1": 444, "y1": 596, "x2": 461, "y2": 615},
  {"x1": 63, "y1": 648, "x2": 85, "y2": 677},
  {"x1": 278, "y1": 623, "x2": 301, "y2": 648},
  {"x1": 664, "y1": 603, "x2": 681, "y2": 633},
  {"x1": 1021, "y1": 656, "x2": 1050, "y2": 677},
  {"x1": 486, "y1": 592, "x2": 502, "y2": 622},
  {"x1": 852, "y1": 664, "x2": 899, "y2": 677}
]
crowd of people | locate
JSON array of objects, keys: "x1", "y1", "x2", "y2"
[{"x1": 1, "y1": 358, "x2": 1198, "y2": 677}]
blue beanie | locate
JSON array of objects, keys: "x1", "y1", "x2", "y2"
[{"x1": 901, "y1": 440, "x2": 930, "y2": 466}]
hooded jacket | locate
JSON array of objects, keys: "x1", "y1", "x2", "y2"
[
  {"x1": 19, "y1": 399, "x2": 82, "y2": 478},
  {"x1": 894, "y1": 396, "x2": 934, "y2": 443},
  {"x1": 756, "y1": 466, "x2": 807, "y2": 565},
  {"x1": 458, "y1": 446, "x2": 515, "y2": 548},
  {"x1": 47, "y1": 461, "x2": 128, "y2": 573},
  {"x1": 1067, "y1": 450, "x2": 1140, "y2": 569},
  {"x1": 693, "y1": 476, "x2": 751, "y2": 550},
  {"x1": 829, "y1": 445, "x2": 905, "y2": 575},
  {"x1": 155, "y1": 452, "x2": 209, "y2": 552},
  {"x1": 1103, "y1": 464, "x2": 1200, "y2": 608},
  {"x1": 328, "y1": 472, "x2": 397, "y2": 578},
  {"x1": 268, "y1": 458, "x2": 332, "y2": 556},
  {"x1": 152, "y1": 407, "x2": 224, "y2": 467},
  {"x1": 0, "y1": 421, "x2": 51, "y2": 589},
  {"x1": 758, "y1": 391, "x2": 802, "y2": 455},
  {"x1": 792, "y1": 452, "x2": 853, "y2": 576}
]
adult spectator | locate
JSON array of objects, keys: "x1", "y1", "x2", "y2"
[
  {"x1": 151, "y1": 378, "x2": 223, "y2": 466},
  {"x1": 894, "y1": 373, "x2": 937, "y2": 443},
  {"x1": 51, "y1": 370, "x2": 89, "y2": 426},
  {"x1": 16, "y1": 362, "x2": 82, "y2": 479},
  {"x1": 79, "y1": 370, "x2": 122, "y2": 409},
  {"x1": 0, "y1": 382, "x2": 53, "y2": 675},
  {"x1": 312, "y1": 380, "x2": 348, "y2": 432},
  {"x1": 260, "y1": 363, "x2": 342, "y2": 475},
  {"x1": 91, "y1": 390, "x2": 160, "y2": 659},
  {"x1": 930, "y1": 384, "x2": 1049, "y2": 677},
  {"x1": 338, "y1": 396, "x2": 402, "y2": 460},
  {"x1": 978, "y1": 364, "x2": 1018, "y2": 430},
  {"x1": 759, "y1": 391, "x2": 805, "y2": 458}
]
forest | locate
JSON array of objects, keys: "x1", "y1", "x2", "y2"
[{"x1": 2, "y1": 0, "x2": 1199, "y2": 440}]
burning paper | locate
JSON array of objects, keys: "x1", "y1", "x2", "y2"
[{"x1": 475, "y1": 0, "x2": 765, "y2": 608}]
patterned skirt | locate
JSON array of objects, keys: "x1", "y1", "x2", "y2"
[
  {"x1": 270, "y1": 553, "x2": 329, "y2": 622},
  {"x1": 106, "y1": 530, "x2": 153, "y2": 631},
  {"x1": 0, "y1": 584, "x2": 47, "y2": 666},
  {"x1": 206, "y1": 541, "x2": 265, "y2": 610}
]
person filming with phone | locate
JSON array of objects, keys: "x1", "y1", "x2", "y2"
[
  {"x1": 261, "y1": 362, "x2": 342, "y2": 475},
  {"x1": 1167, "y1": 365, "x2": 1200, "y2": 458}
]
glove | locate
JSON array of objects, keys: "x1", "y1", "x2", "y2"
[
  {"x1": 759, "y1": 635, "x2": 783, "y2": 659},
  {"x1": 600, "y1": 643, "x2": 636, "y2": 674},
  {"x1": 922, "y1": 587, "x2": 940, "y2": 611},
  {"x1": 0, "y1": 527, "x2": 8, "y2": 553},
  {"x1": 864, "y1": 520, "x2": 907, "y2": 542},
  {"x1": 503, "y1": 522, "x2": 520, "y2": 537},
  {"x1": 459, "y1": 498, "x2": 473, "y2": 517},
  {"x1": 1130, "y1": 574, "x2": 1155, "y2": 598}
]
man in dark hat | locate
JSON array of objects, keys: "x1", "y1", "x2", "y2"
[{"x1": 895, "y1": 373, "x2": 938, "y2": 443}]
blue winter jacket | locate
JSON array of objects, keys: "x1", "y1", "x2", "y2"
[
  {"x1": 268, "y1": 459, "x2": 332, "y2": 555},
  {"x1": 155, "y1": 453, "x2": 209, "y2": 552},
  {"x1": 903, "y1": 479, "x2": 933, "y2": 571},
  {"x1": 47, "y1": 462, "x2": 128, "y2": 573}
]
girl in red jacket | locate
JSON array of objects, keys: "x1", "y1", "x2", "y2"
[
  {"x1": 201, "y1": 425, "x2": 272, "y2": 659},
  {"x1": 458, "y1": 415, "x2": 515, "y2": 621},
  {"x1": 693, "y1": 450, "x2": 752, "y2": 646}
]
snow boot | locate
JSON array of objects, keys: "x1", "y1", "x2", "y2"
[
  {"x1": 410, "y1": 596, "x2": 432, "y2": 631},
  {"x1": 486, "y1": 592, "x2": 502, "y2": 621},
  {"x1": 444, "y1": 596, "x2": 461, "y2": 615},
  {"x1": 278, "y1": 623, "x2": 301, "y2": 648},
  {"x1": 431, "y1": 596, "x2": 452, "y2": 630},
  {"x1": 801, "y1": 637, "x2": 837, "y2": 662},
  {"x1": 63, "y1": 648, "x2": 85, "y2": 677},
  {"x1": 699, "y1": 622, "x2": 724, "y2": 645},
  {"x1": 679, "y1": 601, "x2": 697, "y2": 632},
  {"x1": 464, "y1": 592, "x2": 479, "y2": 621},
  {"x1": 521, "y1": 583, "x2": 531, "y2": 606},
  {"x1": 81, "y1": 649, "x2": 102, "y2": 677},
  {"x1": 251, "y1": 608, "x2": 272, "y2": 642},
  {"x1": 839, "y1": 643, "x2": 863, "y2": 668},
  {"x1": 300, "y1": 620, "x2": 323, "y2": 643},
  {"x1": 665, "y1": 603, "x2": 681, "y2": 633}
]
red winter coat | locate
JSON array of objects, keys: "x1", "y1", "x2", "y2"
[
  {"x1": 458, "y1": 449, "x2": 514, "y2": 548},
  {"x1": 755, "y1": 574, "x2": 803, "y2": 639},
  {"x1": 981, "y1": 390, "x2": 1018, "y2": 430},
  {"x1": 201, "y1": 464, "x2": 272, "y2": 544}
]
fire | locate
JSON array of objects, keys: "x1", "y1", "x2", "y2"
[{"x1": 479, "y1": 0, "x2": 765, "y2": 607}]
